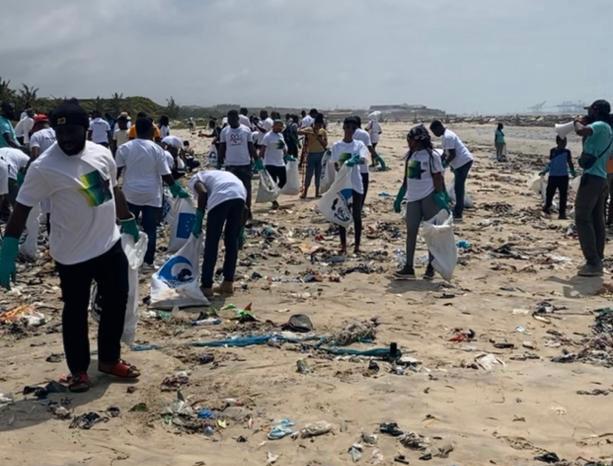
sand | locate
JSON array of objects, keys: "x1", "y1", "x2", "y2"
[{"x1": 1, "y1": 123, "x2": 612, "y2": 466}]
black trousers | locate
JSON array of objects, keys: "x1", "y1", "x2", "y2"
[
  {"x1": 56, "y1": 241, "x2": 129, "y2": 374},
  {"x1": 545, "y1": 175, "x2": 569, "y2": 216},
  {"x1": 201, "y1": 199, "x2": 245, "y2": 288},
  {"x1": 226, "y1": 165, "x2": 252, "y2": 212},
  {"x1": 266, "y1": 165, "x2": 287, "y2": 189},
  {"x1": 339, "y1": 190, "x2": 364, "y2": 249},
  {"x1": 361, "y1": 173, "x2": 369, "y2": 209}
]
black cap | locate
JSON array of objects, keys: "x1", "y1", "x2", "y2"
[
  {"x1": 50, "y1": 99, "x2": 89, "y2": 129},
  {"x1": 585, "y1": 99, "x2": 611, "y2": 115}
]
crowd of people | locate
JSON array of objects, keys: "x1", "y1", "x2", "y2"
[{"x1": 0, "y1": 97, "x2": 611, "y2": 392}]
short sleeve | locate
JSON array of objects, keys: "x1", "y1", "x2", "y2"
[
  {"x1": 16, "y1": 165, "x2": 51, "y2": 207},
  {"x1": 442, "y1": 133, "x2": 455, "y2": 150},
  {"x1": 359, "y1": 142, "x2": 368, "y2": 159},
  {"x1": 431, "y1": 150, "x2": 444, "y2": 174},
  {"x1": 220, "y1": 128, "x2": 228, "y2": 143},
  {"x1": 107, "y1": 153, "x2": 118, "y2": 188},
  {"x1": 115, "y1": 145, "x2": 127, "y2": 168},
  {"x1": 29, "y1": 133, "x2": 40, "y2": 149},
  {"x1": 157, "y1": 148, "x2": 172, "y2": 176}
]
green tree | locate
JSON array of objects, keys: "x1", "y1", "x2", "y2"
[
  {"x1": 110, "y1": 92, "x2": 124, "y2": 115},
  {"x1": 166, "y1": 96, "x2": 180, "y2": 119},
  {"x1": 0, "y1": 77, "x2": 15, "y2": 103},
  {"x1": 18, "y1": 83, "x2": 39, "y2": 109}
]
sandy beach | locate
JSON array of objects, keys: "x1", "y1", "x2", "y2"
[{"x1": 1, "y1": 122, "x2": 612, "y2": 466}]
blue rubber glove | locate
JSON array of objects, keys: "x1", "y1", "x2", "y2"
[
  {"x1": 254, "y1": 159, "x2": 265, "y2": 172},
  {"x1": 120, "y1": 216, "x2": 140, "y2": 242},
  {"x1": 433, "y1": 191, "x2": 451, "y2": 212},
  {"x1": 394, "y1": 185, "x2": 407, "y2": 213},
  {"x1": 170, "y1": 182, "x2": 189, "y2": 198},
  {"x1": 192, "y1": 209, "x2": 204, "y2": 238},
  {"x1": 0, "y1": 236, "x2": 19, "y2": 290}
]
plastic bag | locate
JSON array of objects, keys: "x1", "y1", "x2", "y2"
[
  {"x1": 319, "y1": 151, "x2": 335, "y2": 194},
  {"x1": 281, "y1": 160, "x2": 300, "y2": 195},
  {"x1": 168, "y1": 197, "x2": 197, "y2": 253},
  {"x1": 446, "y1": 185, "x2": 474, "y2": 209},
  {"x1": 255, "y1": 169, "x2": 280, "y2": 203},
  {"x1": 528, "y1": 173, "x2": 548, "y2": 203},
  {"x1": 90, "y1": 232, "x2": 147, "y2": 345},
  {"x1": 150, "y1": 235, "x2": 210, "y2": 309},
  {"x1": 421, "y1": 210, "x2": 457, "y2": 281},
  {"x1": 316, "y1": 165, "x2": 354, "y2": 228},
  {"x1": 19, "y1": 203, "x2": 41, "y2": 261}
]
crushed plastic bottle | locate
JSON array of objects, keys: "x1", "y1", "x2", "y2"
[{"x1": 394, "y1": 249, "x2": 406, "y2": 268}]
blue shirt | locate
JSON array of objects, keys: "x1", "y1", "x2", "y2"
[
  {"x1": 549, "y1": 148, "x2": 572, "y2": 176},
  {"x1": 583, "y1": 121, "x2": 613, "y2": 179},
  {"x1": 0, "y1": 116, "x2": 16, "y2": 148}
]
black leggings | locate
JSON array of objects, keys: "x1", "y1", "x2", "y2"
[
  {"x1": 201, "y1": 199, "x2": 245, "y2": 288},
  {"x1": 339, "y1": 190, "x2": 364, "y2": 250},
  {"x1": 545, "y1": 175, "x2": 569, "y2": 216},
  {"x1": 56, "y1": 241, "x2": 129, "y2": 374},
  {"x1": 226, "y1": 165, "x2": 252, "y2": 211},
  {"x1": 266, "y1": 165, "x2": 287, "y2": 189},
  {"x1": 361, "y1": 172, "x2": 369, "y2": 208}
]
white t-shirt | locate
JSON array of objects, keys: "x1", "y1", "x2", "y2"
[
  {"x1": 300, "y1": 115, "x2": 314, "y2": 128},
  {"x1": 261, "y1": 131, "x2": 286, "y2": 167},
  {"x1": 404, "y1": 149, "x2": 444, "y2": 202},
  {"x1": 113, "y1": 128, "x2": 129, "y2": 148},
  {"x1": 29, "y1": 127, "x2": 56, "y2": 154},
  {"x1": 252, "y1": 131, "x2": 265, "y2": 146},
  {"x1": 239, "y1": 114, "x2": 251, "y2": 129},
  {"x1": 14, "y1": 117, "x2": 34, "y2": 143},
  {"x1": 116, "y1": 139, "x2": 171, "y2": 207},
  {"x1": 0, "y1": 147, "x2": 30, "y2": 180},
  {"x1": 89, "y1": 117, "x2": 111, "y2": 144},
  {"x1": 164, "y1": 150, "x2": 175, "y2": 170},
  {"x1": 16, "y1": 141, "x2": 121, "y2": 265},
  {"x1": 353, "y1": 128, "x2": 372, "y2": 174},
  {"x1": 367, "y1": 120, "x2": 382, "y2": 144},
  {"x1": 160, "y1": 125, "x2": 170, "y2": 139},
  {"x1": 220, "y1": 125, "x2": 252, "y2": 166},
  {"x1": 162, "y1": 135, "x2": 183, "y2": 150},
  {"x1": 189, "y1": 170, "x2": 246, "y2": 212},
  {"x1": 441, "y1": 129, "x2": 473, "y2": 170},
  {"x1": 330, "y1": 139, "x2": 368, "y2": 194},
  {"x1": 0, "y1": 159, "x2": 8, "y2": 195}
]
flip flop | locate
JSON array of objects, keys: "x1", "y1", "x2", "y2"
[
  {"x1": 99, "y1": 360, "x2": 140, "y2": 379},
  {"x1": 62, "y1": 372, "x2": 91, "y2": 393}
]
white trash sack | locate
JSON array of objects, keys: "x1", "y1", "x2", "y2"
[
  {"x1": 446, "y1": 185, "x2": 474, "y2": 209},
  {"x1": 19, "y1": 203, "x2": 41, "y2": 261},
  {"x1": 281, "y1": 159, "x2": 300, "y2": 195},
  {"x1": 316, "y1": 164, "x2": 354, "y2": 228},
  {"x1": 168, "y1": 197, "x2": 197, "y2": 253},
  {"x1": 150, "y1": 235, "x2": 210, "y2": 309},
  {"x1": 319, "y1": 151, "x2": 336, "y2": 194},
  {"x1": 90, "y1": 232, "x2": 148, "y2": 345},
  {"x1": 421, "y1": 209, "x2": 457, "y2": 281},
  {"x1": 255, "y1": 169, "x2": 280, "y2": 203}
]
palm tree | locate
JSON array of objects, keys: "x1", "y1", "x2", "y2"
[
  {"x1": 0, "y1": 77, "x2": 15, "y2": 103},
  {"x1": 19, "y1": 84, "x2": 39, "y2": 108}
]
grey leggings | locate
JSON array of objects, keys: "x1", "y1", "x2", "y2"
[{"x1": 405, "y1": 192, "x2": 439, "y2": 268}]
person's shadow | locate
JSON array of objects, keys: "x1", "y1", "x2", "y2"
[
  {"x1": 546, "y1": 274, "x2": 604, "y2": 298},
  {"x1": 0, "y1": 364, "x2": 116, "y2": 432},
  {"x1": 386, "y1": 278, "x2": 442, "y2": 293}
]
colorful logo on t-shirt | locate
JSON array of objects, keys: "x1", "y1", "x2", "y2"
[
  {"x1": 79, "y1": 170, "x2": 112, "y2": 207},
  {"x1": 407, "y1": 159, "x2": 425, "y2": 180},
  {"x1": 331, "y1": 188, "x2": 354, "y2": 224},
  {"x1": 229, "y1": 130, "x2": 244, "y2": 146},
  {"x1": 339, "y1": 152, "x2": 356, "y2": 164}
]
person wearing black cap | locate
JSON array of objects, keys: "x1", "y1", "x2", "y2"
[
  {"x1": 0, "y1": 99, "x2": 142, "y2": 392},
  {"x1": 573, "y1": 99, "x2": 613, "y2": 277}
]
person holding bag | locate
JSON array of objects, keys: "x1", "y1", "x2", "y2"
[
  {"x1": 573, "y1": 99, "x2": 613, "y2": 277},
  {"x1": 393, "y1": 125, "x2": 449, "y2": 280}
]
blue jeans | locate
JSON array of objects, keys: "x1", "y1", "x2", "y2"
[
  {"x1": 304, "y1": 152, "x2": 324, "y2": 195},
  {"x1": 453, "y1": 161, "x2": 472, "y2": 219},
  {"x1": 128, "y1": 203, "x2": 161, "y2": 265}
]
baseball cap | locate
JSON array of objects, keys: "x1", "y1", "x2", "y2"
[{"x1": 585, "y1": 99, "x2": 611, "y2": 115}]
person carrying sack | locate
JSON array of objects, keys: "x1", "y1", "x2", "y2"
[{"x1": 573, "y1": 99, "x2": 613, "y2": 277}]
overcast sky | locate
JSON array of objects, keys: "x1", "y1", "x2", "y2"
[{"x1": 1, "y1": 0, "x2": 611, "y2": 114}]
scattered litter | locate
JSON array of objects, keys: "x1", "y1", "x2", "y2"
[
  {"x1": 296, "y1": 359, "x2": 311, "y2": 374},
  {"x1": 161, "y1": 371, "x2": 190, "y2": 391},
  {"x1": 379, "y1": 422, "x2": 404, "y2": 437},
  {"x1": 449, "y1": 328, "x2": 475, "y2": 342},
  {"x1": 0, "y1": 393, "x2": 14, "y2": 408},
  {"x1": 361, "y1": 432, "x2": 378, "y2": 445},
  {"x1": 281, "y1": 314, "x2": 314, "y2": 333},
  {"x1": 268, "y1": 418, "x2": 295, "y2": 440},
  {"x1": 23, "y1": 381, "x2": 68, "y2": 399},
  {"x1": 266, "y1": 452, "x2": 279, "y2": 465},
  {"x1": 475, "y1": 353, "x2": 505, "y2": 371},
  {"x1": 0, "y1": 305, "x2": 46, "y2": 327},
  {"x1": 534, "y1": 452, "x2": 560, "y2": 463},
  {"x1": 300, "y1": 420, "x2": 333, "y2": 438},
  {"x1": 348, "y1": 443, "x2": 363, "y2": 462},
  {"x1": 399, "y1": 431, "x2": 430, "y2": 450},
  {"x1": 576, "y1": 388, "x2": 611, "y2": 396},
  {"x1": 70, "y1": 412, "x2": 109, "y2": 430}
]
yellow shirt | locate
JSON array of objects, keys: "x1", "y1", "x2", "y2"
[{"x1": 303, "y1": 128, "x2": 327, "y2": 153}]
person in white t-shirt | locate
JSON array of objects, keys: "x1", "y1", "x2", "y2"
[
  {"x1": 0, "y1": 100, "x2": 141, "y2": 392},
  {"x1": 14, "y1": 109, "x2": 34, "y2": 145},
  {"x1": 330, "y1": 117, "x2": 369, "y2": 255},
  {"x1": 88, "y1": 111, "x2": 111, "y2": 147},
  {"x1": 257, "y1": 110, "x2": 274, "y2": 134},
  {"x1": 366, "y1": 112, "x2": 387, "y2": 170},
  {"x1": 117, "y1": 118, "x2": 189, "y2": 266},
  {"x1": 159, "y1": 115, "x2": 170, "y2": 139},
  {"x1": 0, "y1": 146, "x2": 30, "y2": 209},
  {"x1": 189, "y1": 169, "x2": 247, "y2": 298},
  {"x1": 353, "y1": 116, "x2": 383, "y2": 207},
  {"x1": 393, "y1": 125, "x2": 450, "y2": 280},
  {"x1": 300, "y1": 108, "x2": 317, "y2": 129},
  {"x1": 239, "y1": 108, "x2": 251, "y2": 129},
  {"x1": 29, "y1": 114, "x2": 56, "y2": 159},
  {"x1": 260, "y1": 120, "x2": 288, "y2": 209},
  {"x1": 111, "y1": 115, "x2": 130, "y2": 155},
  {"x1": 430, "y1": 121, "x2": 474, "y2": 222},
  {"x1": 219, "y1": 110, "x2": 258, "y2": 217}
]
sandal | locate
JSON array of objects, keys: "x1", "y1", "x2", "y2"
[
  {"x1": 99, "y1": 360, "x2": 140, "y2": 379},
  {"x1": 63, "y1": 372, "x2": 91, "y2": 393}
]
